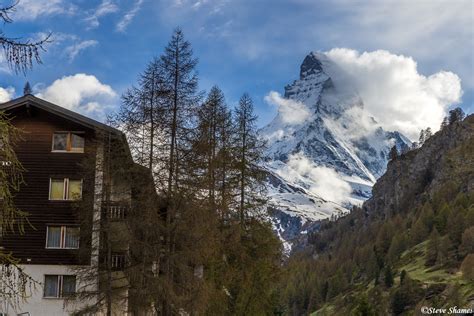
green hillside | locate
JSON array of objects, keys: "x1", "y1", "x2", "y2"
[{"x1": 280, "y1": 116, "x2": 474, "y2": 315}]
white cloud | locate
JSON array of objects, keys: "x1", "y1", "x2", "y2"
[
  {"x1": 264, "y1": 91, "x2": 311, "y2": 125},
  {"x1": 116, "y1": 0, "x2": 144, "y2": 32},
  {"x1": 65, "y1": 40, "x2": 99, "y2": 61},
  {"x1": 283, "y1": 153, "x2": 352, "y2": 204},
  {"x1": 325, "y1": 49, "x2": 462, "y2": 140},
  {"x1": 0, "y1": 87, "x2": 15, "y2": 103},
  {"x1": 84, "y1": 0, "x2": 119, "y2": 29},
  {"x1": 13, "y1": 0, "x2": 76, "y2": 20},
  {"x1": 36, "y1": 74, "x2": 117, "y2": 119}
]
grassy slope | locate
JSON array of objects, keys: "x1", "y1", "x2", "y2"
[{"x1": 311, "y1": 242, "x2": 474, "y2": 315}]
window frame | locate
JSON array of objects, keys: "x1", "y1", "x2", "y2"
[
  {"x1": 43, "y1": 274, "x2": 76, "y2": 298},
  {"x1": 49, "y1": 178, "x2": 83, "y2": 201},
  {"x1": 45, "y1": 225, "x2": 80, "y2": 249},
  {"x1": 51, "y1": 132, "x2": 85, "y2": 153},
  {"x1": 111, "y1": 253, "x2": 127, "y2": 270}
]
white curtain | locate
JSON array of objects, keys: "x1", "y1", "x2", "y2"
[
  {"x1": 47, "y1": 227, "x2": 61, "y2": 248},
  {"x1": 65, "y1": 227, "x2": 80, "y2": 248},
  {"x1": 62, "y1": 275, "x2": 76, "y2": 296},
  {"x1": 44, "y1": 275, "x2": 59, "y2": 297}
]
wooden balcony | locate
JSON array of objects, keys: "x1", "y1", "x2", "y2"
[{"x1": 103, "y1": 202, "x2": 130, "y2": 221}]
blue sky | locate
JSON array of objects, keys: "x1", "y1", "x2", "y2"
[{"x1": 0, "y1": 0, "x2": 473, "y2": 135}]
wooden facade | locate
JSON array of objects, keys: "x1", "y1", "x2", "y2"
[{"x1": 0, "y1": 95, "x2": 120, "y2": 266}]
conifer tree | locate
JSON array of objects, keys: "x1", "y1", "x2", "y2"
[
  {"x1": 440, "y1": 116, "x2": 449, "y2": 130},
  {"x1": 192, "y1": 86, "x2": 228, "y2": 209},
  {"x1": 0, "y1": 1, "x2": 51, "y2": 308},
  {"x1": 418, "y1": 129, "x2": 425, "y2": 146},
  {"x1": 0, "y1": 113, "x2": 35, "y2": 309},
  {"x1": 384, "y1": 265, "x2": 394, "y2": 288},
  {"x1": 23, "y1": 81, "x2": 32, "y2": 95},
  {"x1": 448, "y1": 107, "x2": 465, "y2": 124},
  {"x1": 424, "y1": 127, "x2": 432, "y2": 140},
  {"x1": 388, "y1": 145, "x2": 398, "y2": 161},
  {"x1": 234, "y1": 93, "x2": 266, "y2": 224},
  {"x1": 67, "y1": 132, "x2": 155, "y2": 315},
  {"x1": 109, "y1": 58, "x2": 168, "y2": 187},
  {"x1": 425, "y1": 228, "x2": 440, "y2": 266}
]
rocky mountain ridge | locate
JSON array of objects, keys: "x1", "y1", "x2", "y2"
[{"x1": 364, "y1": 114, "x2": 474, "y2": 216}]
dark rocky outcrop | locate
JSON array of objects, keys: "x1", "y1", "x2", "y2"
[{"x1": 364, "y1": 114, "x2": 474, "y2": 216}]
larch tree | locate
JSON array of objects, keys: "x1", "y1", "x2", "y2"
[
  {"x1": 1, "y1": 0, "x2": 50, "y2": 309},
  {"x1": 109, "y1": 57, "x2": 169, "y2": 188},
  {"x1": 111, "y1": 28, "x2": 203, "y2": 315},
  {"x1": 0, "y1": 1, "x2": 50, "y2": 74},
  {"x1": 154, "y1": 27, "x2": 204, "y2": 316},
  {"x1": 234, "y1": 93, "x2": 267, "y2": 224},
  {"x1": 0, "y1": 113, "x2": 35, "y2": 310}
]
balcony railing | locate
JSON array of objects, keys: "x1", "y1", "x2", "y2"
[{"x1": 103, "y1": 202, "x2": 130, "y2": 221}]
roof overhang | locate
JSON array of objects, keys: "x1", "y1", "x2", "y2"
[{"x1": 0, "y1": 94, "x2": 121, "y2": 135}]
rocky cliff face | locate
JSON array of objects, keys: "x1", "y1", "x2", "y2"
[
  {"x1": 260, "y1": 52, "x2": 411, "y2": 250},
  {"x1": 364, "y1": 114, "x2": 474, "y2": 215}
]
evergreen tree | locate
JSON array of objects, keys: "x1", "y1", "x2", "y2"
[
  {"x1": 400, "y1": 270, "x2": 407, "y2": 285},
  {"x1": 436, "y1": 236, "x2": 451, "y2": 265},
  {"x1": 425, "y1": 228, "x2": 440, "y2": 266},
  {"x1": 440, "y1": 116, "x2": 449, "y2": 130},
  {"x1": 388, "y1": 145, "x2": 398, "y2": 161},
  {"x1": 418, "y1": 129, "x2": 425, "y2": 146},
  {"x1": 352, "y1": 294, "x2": 376, "y2": 316},
  {"x1": 460, "y1": 254, "x2": 474, "y2": 281},
  {"x1": 448, "y1": 107, "x2": 465, "y2": 124},
  {"x1": 384, "y1": 265, "x2": 394, "y2": 288},
  {"x1": 23, "y1": 81, "x2": 32, "y2": 95},
  {"x1": 391, "y1": 289, "x2": 409, "y2": 315},
  {"x1": 424, "y1": 127, "x2": 432, "y2": 140},
  {"x1": 460, "y1": 226, "x2": 474, "y2": 254}
]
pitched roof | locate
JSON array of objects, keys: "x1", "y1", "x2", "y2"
[{"x1": 0, "y1": 94, "x2": 121, "y2": 134}]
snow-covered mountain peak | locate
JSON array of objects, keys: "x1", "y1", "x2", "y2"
[
  {"x1": 299, "y1": 52, "x2": 326, "y2": 80},
  {"x1": 284, "y1": 51, "x2": 361, "y2": 120},
  {"x1": 261, "y1": 51, "x2": 411, "y2": 251}
]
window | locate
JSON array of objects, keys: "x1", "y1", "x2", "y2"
[
  {"x1": 44, "y1": 275, "x2": 76, "y2": 298},
  {"x1": 49, "y1": 178, "x2": 82, "y2": 201},
  {"x1": 111, "y1": 253, "x2": 127, "y2": 270},
  {"x1": 52, "y1": 132, "x2": 84, "y2": 153},
  {"x1": 46, "y1": 226, "x2": 80, "y2": 249}
]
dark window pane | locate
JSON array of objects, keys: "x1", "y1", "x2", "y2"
[
  {"x1": 46, "y1": 226, "x2": 61, "y2": 248},
  {"x1": 52, "y1": 133, "x2": 68, "y2": 151},
  {"x1": 68, "y1": 180, "x2": 82, "y2": 200},
  {"x1": 44, "y1": 275, "x2": 59, "y2": 297},
  {"x1": 62, "y1": 275, "x2": 76, "y2": 296},
  {"x1": 70, "y1": 134, "x2": 84, "y2": 152}
]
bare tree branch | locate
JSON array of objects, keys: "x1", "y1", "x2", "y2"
[{"x1": 0, "y1": 1, "x2": 52, "y2": 74}]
